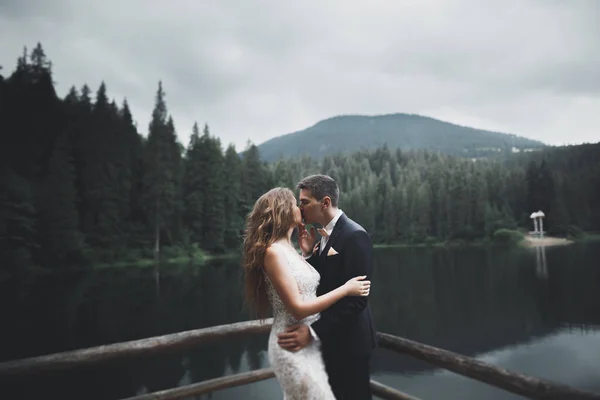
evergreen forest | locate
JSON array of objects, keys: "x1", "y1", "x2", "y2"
[{"x1": 1, "y1": 44, "x2": 599, "y2": 277}]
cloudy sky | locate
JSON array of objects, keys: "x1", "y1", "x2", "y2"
[{"x1": 1, "y1": 0, "x2": 598, "y2": 150}]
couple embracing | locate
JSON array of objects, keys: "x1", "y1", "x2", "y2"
[{"x1": 243, "y1": 174, "x2": 377, "y2": 399}]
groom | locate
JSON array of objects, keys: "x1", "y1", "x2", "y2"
[{"x1": 277, "y1": 174, "x2": 377, "y2": 399}]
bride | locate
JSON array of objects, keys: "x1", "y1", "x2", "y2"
[{"x1": 243, "y1": 187, "x2": 370, "y2": 399}]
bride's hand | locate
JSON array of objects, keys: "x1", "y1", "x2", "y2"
[
  {"x1": 298, "y1": 223, "x2": 316, "y2": 256},
  {"x1": 344, "y1": 276, "x2": 370, "y2": 296}
]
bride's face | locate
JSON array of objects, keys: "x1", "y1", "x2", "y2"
[{"x1": 292, "y1": 202, "x2": 302, "y2": 226}]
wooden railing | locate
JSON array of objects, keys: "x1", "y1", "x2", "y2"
[{"x1": 1, "y1": 319, "x2": 598, "y2": 400}]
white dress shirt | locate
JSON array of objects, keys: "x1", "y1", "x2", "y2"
[{"x1": 319, "y1": 209, "x2": 344, "y2": 255}]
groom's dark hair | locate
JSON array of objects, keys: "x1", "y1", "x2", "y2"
[{"x1": 297, "y1": 174, "x2": 339, "y2": 207}]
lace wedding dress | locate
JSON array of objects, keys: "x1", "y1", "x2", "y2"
[{"x1": 264, "y1": 242, "x2": 336, "y2": 400}]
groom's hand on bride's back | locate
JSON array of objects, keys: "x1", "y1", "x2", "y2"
[{"x1": 277, "y1": 324, "x2": 312, "y2": 352}]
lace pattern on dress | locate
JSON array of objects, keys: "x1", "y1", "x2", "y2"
[{"x1": 264, "y1": 242, "x2": 336, "y2": 400}]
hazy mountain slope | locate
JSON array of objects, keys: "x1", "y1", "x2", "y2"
[{"x1": 256, "y1": 113, "x2": 545, "y2": 161}]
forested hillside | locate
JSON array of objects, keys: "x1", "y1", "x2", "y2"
[
  {"x1": 1, "y1": 44, "x2": 598, "y2": 277},
  {"x1": 256, "y1": 114, "x2": 546, "y2": 161}
]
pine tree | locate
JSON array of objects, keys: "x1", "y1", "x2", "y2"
[
  {"x1": 223, "y1": 144, "x2": 243, "y2": 249},
  {"x1": 119, "y1": 99, "x2": 145, "y2": 245},
  {"x1": 142, "y1": 82, "x2": 182, "y2": 256},
  {"x1": 183, "y1": 123, "x2": 204, "y2": 245},
  {"x1": 37, "y1": 133, "x2": 83, "y2": 265},
  {"x1": 199, "y1": 125, "x2": 226, "y2": 252},
  {"x1": 0, "y1": 170, "x2": 37, "y2": 270},
  {"x1": 240, "y1": 143, "x2": 269, "y2": 216}
]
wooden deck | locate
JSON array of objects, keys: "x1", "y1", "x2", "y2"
[{"x1": 1, "y1": 319, "x2": 598, "y2": 399}]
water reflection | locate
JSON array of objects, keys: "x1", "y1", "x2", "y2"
[
  {"x1": 154, "y1": 263, "x2": 160, "y2": 297},
  {"x1": 1, "y1": 243, "x2": 599, "y2": 399},
  {"x1": 535, "y1": 245, "x2": 548, "y2": 279},
  {"x1": 374, "y1": 327, "x2": 600, "y2": 400}
]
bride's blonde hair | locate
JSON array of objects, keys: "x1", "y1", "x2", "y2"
[{"x1": 243, "y1": 187, "x2": 297, "y2": 318}]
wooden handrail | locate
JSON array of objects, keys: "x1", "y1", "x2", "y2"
[
  {"x1": 378, "y1": 332, "x2": 600, "y2": 400},
  {"x1": 1, "y1": 319, "x2": 598, "y2": 399},
  {"x1": 370, "y1": 380, "x2": 422, "y2": 400},
  {"x1": 121, "y1": 368, "x2": 275, "y2": 400},
  {"x1": 0, "y1": 319, "x2": 272, "y2": 376},
  {"x1": 119, "y1": 368, "x2": 419, "y2": 400}
]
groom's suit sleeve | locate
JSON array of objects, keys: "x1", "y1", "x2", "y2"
[{"x1": 310, "y1": 230, "x2": 373, "y2": 342}]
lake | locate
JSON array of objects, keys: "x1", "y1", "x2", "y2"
[{"x1": 2, "y1": 243, "x2": 600, "y2": 399}]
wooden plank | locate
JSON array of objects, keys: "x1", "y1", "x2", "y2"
[
  {"x1": 120, "y1": 373, "x2": 420, "y2": 400},
  {"x1": 1, "y1": 318, "x2": 598, "y2": 400},
  {"x1": 378, "y1": 332, "x2": 600, "y2": 400},
  {"x1": 120, "y1": 368, "x2": 276, "y2": 400},
  {"x1": 370, "y1": 379, "x2": 422, "y2": 400},
  {"x1": 0, "y1": 319, "x2": 273, "y2": 376}
]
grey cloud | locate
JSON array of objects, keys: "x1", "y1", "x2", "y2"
[
  {"x1": 1, "y1": 0, "x2": 599, "y2": 148},
  {"x1": 0, "y1": 0, "x2": 66, "y2": 20}
]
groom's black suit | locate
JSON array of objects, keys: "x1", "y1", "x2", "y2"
[{"x1": 306, "y1": 213, "x2": 377, "y2": 400}]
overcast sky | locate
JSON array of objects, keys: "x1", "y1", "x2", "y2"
[{"x1": 1, "y1": 0, "x2": 598, "y2": 150}]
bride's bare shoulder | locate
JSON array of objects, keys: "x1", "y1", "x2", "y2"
[
  {"x1": 264, "y1": 244, "x2": 294, "y2": 283},
  {"x1": 265, "y1": 243, "x2": 285, "y2": 266}
]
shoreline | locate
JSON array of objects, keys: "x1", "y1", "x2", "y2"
[
  {"x1": 5, "y1": 233, "x2": 598, "y2": 281},
  {"x1": 521, "y1": 236, "x2": 573, "y2": 247},
  {"x1": 94, "y1": 251, "x2": 239, "y2": 269}
]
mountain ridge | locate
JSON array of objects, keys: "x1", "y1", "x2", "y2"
[{"x1": 255, "y1": 113, "x2": 545, "y2": 161}]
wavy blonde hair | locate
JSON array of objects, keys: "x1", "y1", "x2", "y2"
[{"x1": 243, "y1": 187, "x2": 297, "y2": 319}]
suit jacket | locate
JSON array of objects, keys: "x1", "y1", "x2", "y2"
[{"x1": 307, "y1": 213, "x2": 377, "y2": 358}]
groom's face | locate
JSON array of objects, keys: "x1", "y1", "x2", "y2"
[{"x1": 298, "y1": 189, "x2": 322, "y2": 225}]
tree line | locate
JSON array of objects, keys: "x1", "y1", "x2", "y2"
[
  {"x1": 1, "y1": 44, "x2": 599, "y2": 275},
  {"x1": 273, "y1": 142, "x2": 600, "y2": 244}
]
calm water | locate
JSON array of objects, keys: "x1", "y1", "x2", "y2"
[{"x1": 1, "y1": 243, "x2": 600, "y2": 399}]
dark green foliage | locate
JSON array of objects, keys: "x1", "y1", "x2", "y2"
[
  {"x1": 0, "y1": 44, "x2": 598, "y2": 276},
  {"x1": 0, "y1": 44, "x2": 266, "y2": 273},
  {"x1": 269, "y1": 145, "x2": 600, "y2": 244},
  {"x1": 0, "y1": 170, "x2": 38, "y2": 271},
  {"x1": 182, "y1": 124, "x2": 226, "y2": 252},
  {"x1": 37, "y1": 132, "x2": 86, "y2": 265},
  {"x1": 223, "y1": 144, "x2": 244, "y2": 249},
  {"x1": 492, "y1": 229, "x2": 525, "y2": 245},
  {"x1": 142, "y1": 83, "x2": 182, "y2": 250}
]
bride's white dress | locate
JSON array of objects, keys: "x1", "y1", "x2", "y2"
[{"x1": 264, "y1": 243, "x2": 336, "y2": 400}]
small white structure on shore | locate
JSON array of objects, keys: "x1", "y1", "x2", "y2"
[{"x1": 530, "y1": 210, "x2": 545, "y2": 238}]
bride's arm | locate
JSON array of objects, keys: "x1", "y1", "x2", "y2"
[{"x1": 264, "y1": 246, "x2": 363, "y2": 321}]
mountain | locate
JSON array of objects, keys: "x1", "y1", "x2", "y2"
[{"x1": 255, "y1": 113, "x2": 546, "y2": 161}]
